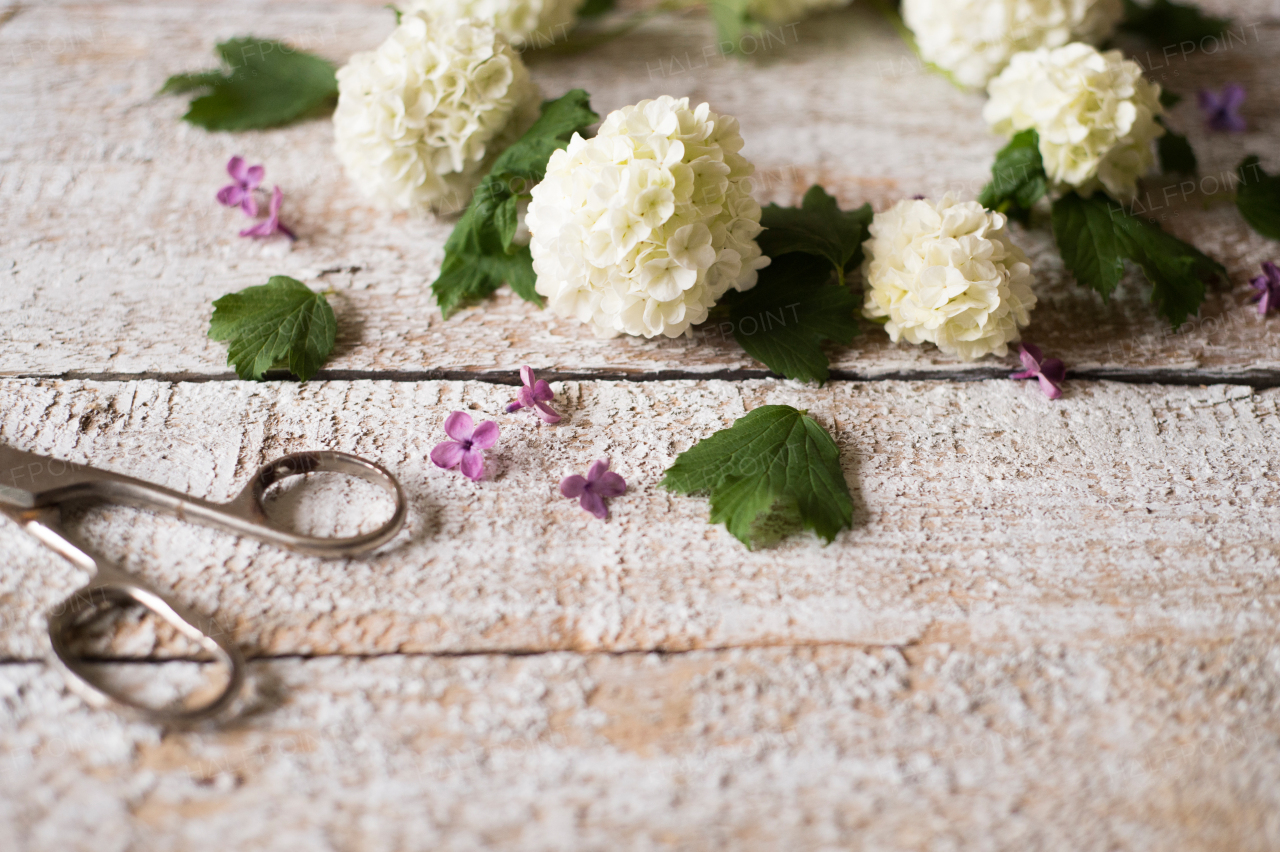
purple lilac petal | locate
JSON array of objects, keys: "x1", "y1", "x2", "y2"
[
  {"x1": 1252, "y1": 263, "x2": 1280, "y2": 316},
  {"x1": 520, "y1": 365, "x2": 536, "y2": 388},
  {"x1": 1037, "y1": 376, "x2": 1063, "y2": 400},
  {"x1": 560, "y1": 475, "x2": 588, "y2": 498},
  {"x1": 227, "y1": 156, "x2": 249, "y2": 182},
  {"x1": 244, "y1": 164, "x2": 264, "y2": 187},
  {"x1": 579, "y1": 490, "x2": 608, "y2": 519},
  {"x1": 430, "y1": 441, "x2": 466, "y2": 470},
  {"x1": 444, "y1": 411, "x2": 475, "y2": 442},
  {"x1": 1199, "y1": 85, "x2": 1247, "y2": 133},
  {"x1": 532, "y1": 379, "x2": 555, "y2": 402},
  {"x1": 587, "y1": 459, "x2": 611, "y2": 482},
  {"x1": 459, "y1": 450, "x2": 485, "y2": 481},
  {"x1": 533, "y1": 401, "x2": 561, "y2": 424},
  {"x1": 217, "y1": 185, "x2": 244, "y2": 207},
  {"x1": 470, "y1": 420, "x2": 500, "y2": 450},
  {"x1": 1039, "y1": 358, "x2": 1067, "y2": 384},
  {"x1": 592, "y1": 471, "x2": 627, "y2": 498}
]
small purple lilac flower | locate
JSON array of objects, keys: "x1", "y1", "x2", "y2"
[
  {"x1": 505, "y1": 366, "x2": 561, "y2": 423},
  {"x1": 1251, "y1": 262, "x2": 1280, "y2": 317},
  {"x1": 431, "y1": 412, "x2": 499, "y2": 481},
  {"x1": 1197, "y1": 84, "x2": 1247, "y2": 134},
  {"x1": 239, "y1": 186, "x2": 296, "y2": 240},
  {"x1": 1011, "y1": 343, "x2": 1066, "y2": 400},
  {"x1": 560, "y1": 459, "x2": 627, "y2": 520},
  {"x1": 216, "y1": 156, "x2": 264, "y2": 217}
]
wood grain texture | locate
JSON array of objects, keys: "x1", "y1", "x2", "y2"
[
  {"x1": 1, "y1": 2, "x2": 1279, "y2": 382},
  {"x1": 2, "y1": 377, "x2": 1278, "y2": 662},
  {"x1": 3, "y1": 642, "x2": 1279, "y2": 851}
]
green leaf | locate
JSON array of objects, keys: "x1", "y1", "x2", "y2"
[
  {"x1": 432, "y1": 89, "x2": 598, "y2": 317},
  {"x1": 1156, "y1": 119, "x2": 1198, "y2": 175},
  {"x1": 1051, "y1": 192, "x2": 1225, "y2": 328},
  {"x1": 578, "y1": 0, "x2": 617, "y2": 18},
  {"x1": 1236, "y1": 155, "x2": 1280, "y2": 241},
  {"x1": 1120, "y1": 0, "x2": 1230, "y2": 46},
  {"x1": 719, "y1": 255, "x2": 860, "y2": 384},
  {"x1": 978, "y1": 129, "x2": 1048, "y2": 223},
  {"x1": 208, "y1": 276, "x2": 337, "y2": 381},
  {"x1": 661, "y1": 405, "x2": 854, "y2": 548},
  {"x1": 160, "y1": 37, "x2": 338, "y2": 131},
  {"x1": 1051, "y1": 192, "x2": 1129, "y2": 301},
  {"x1": 757, "y1": 186, "x2": 874, "y2": 284}
]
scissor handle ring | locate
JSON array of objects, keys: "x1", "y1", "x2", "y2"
[
  {"x1": 47, "y1": 575, "x2": 246, "y2": 724},
  {"x1": 231, "y1": 451, "x2": 408, "y2": 558}
]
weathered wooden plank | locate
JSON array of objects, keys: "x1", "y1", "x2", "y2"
[
  {"x1": 1, "y1": 3, "x2": 1278, "y2": 381},
  {"x1": 3, "y1": 642, "x2": 1279, "y2": 850},
  {"x1": 2, "y1": 376, "x2": 1278, "y2": 661}
]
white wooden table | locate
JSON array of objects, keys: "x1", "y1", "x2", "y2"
[{"x1": 3, "y1": 1, "x2": 1280, "y2": 849}]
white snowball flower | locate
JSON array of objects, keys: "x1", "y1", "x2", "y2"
[
  {"x1": 333, "y1": 13, "x2": 539, "y2": 213},
  {"x1": 402, "y1": 0, "x2": 584, "y2": 50},
  {"x1": 984, "y1": 42, "x2": 1165, "y2": 201},
  {"x1": 747, "y1": 0, "x2": 852, "y2": 25},
  {"x1": 527, "y1": 96, "x2": 769, "y2": 339},
  {"x1": 903, "y1": 0, "x2": 1124, "y2": 89},
  {"x1": 861, "y1": 195, "x2": 1036, "y2": 361}
]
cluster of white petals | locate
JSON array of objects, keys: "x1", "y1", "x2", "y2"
[
  {"x1": 403, "y1": 0, "x2": 583, "y2": 50},
  {"x1": 747, "y1": 0, "x2": 852, "y2": 25},
  {"x1": 527, "y1": 96, "x2": 769, "y2": 339},
  {"x1": 861, "y1": 195, "x2": 1036, "y2": 361},
  {"x1": 903, "y1": 0, "x2": 1123, "y2": 88},
  {"x1": 333, "y1": 13, "x2": 539, "y2": 213},
  {"x1": 984, "y1": 42, "x2": 1164, "y2": 201}
]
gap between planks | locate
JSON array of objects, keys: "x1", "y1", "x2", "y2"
[{"x1": 11, "y1": 368, "x2": 1280, "y2": 388}]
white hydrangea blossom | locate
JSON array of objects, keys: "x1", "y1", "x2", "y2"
[
  {"x1": 333, "y1": 13, "x2": 539, "y2": 213},
  {"x1": 527, "y1": 96, "x2": 769, "y2": 339},
  {"x1": 903, "y1": 0, "x2": 1124, "y2": 89},
  {"x1": 861, "y1": 195, "x2": 1036, "y2": 361},
  {"x1": 984, "y1": 43, "x2": 1165, "y2": 201},
  {"x1": 747, "y1": 0, "x2": 852, "y2": 25},
  {"x1": 402, "y1": 0, "x2": 584, "y2": 50}
]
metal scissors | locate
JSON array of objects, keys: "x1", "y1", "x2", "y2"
[{"x1": 0, "y1": 443, "x2": 407, "y2": 723}]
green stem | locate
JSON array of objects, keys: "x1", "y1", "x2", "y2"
[{"x1": 867, "y1": 0, "x2": 966, "y2": 91}]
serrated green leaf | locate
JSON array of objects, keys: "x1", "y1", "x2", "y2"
[
  {"x1": 662, "y1": 405, "x2": 853, "y2": 548},
  {"x1": 1051, "y1": 192, "x2": 1225, "y2": 328},
  {"x1": 208, "y1": 276, "x2": 336, "y2": 381},
  {"x1": 1051, "y1": 192, "x2": 1128, "y2": 301},
  {"x1": 1157, "y1": 119, "x2": 1198, "y2": 175},
  {"x1": 158, "y1": 71, "x2": 227, "y2": 95},
  {"x1": 1120, "y1": 0, "x2": 1230, "y2": 46},
  {"x1": 978, "y1": 129, "x2": 1048, "y2": 223},
  {"x1": 719, "y1": 255, "x2": 860, "y2": 384},
  {"x1": 758, "y1": 186, "x2": 874, "y2": 284},
  {"x1": 160, "y1": 37, "x2": 337, "y2": 131},
  {"x1": 433, "y1": 90, "x2": 597, "y2": 317},
  {"x1": 1236, "y1": 155, "x2": 1280, "y2": 241}
]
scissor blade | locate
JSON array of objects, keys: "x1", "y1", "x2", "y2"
[{"x1": 0, "y1": 445, "x2": 99, "y2": 508}]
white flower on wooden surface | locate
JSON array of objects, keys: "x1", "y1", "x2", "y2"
[
  {"x1": 402, "y1": 0, "x2": 584, "y2": 50},
  {"x1": 333, "y1": 13, "x2": 538, "y2": 213},
  {"x1": 527, "y1": 96, "x2": 769, "y2": 339},
  {"x1": 984, "y1": 42, "x2": 1164, "y2": 201},
  {"x1": 862, "y1": 195, "x2": 1036, "y2": 360},
  {"x1": 903, "y1": 0, "x2": 1123, "y2": 88}
]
